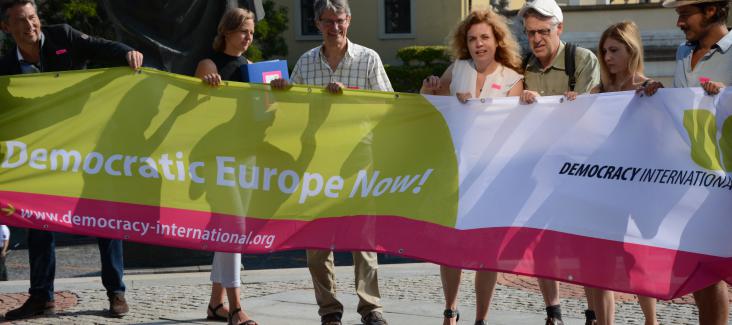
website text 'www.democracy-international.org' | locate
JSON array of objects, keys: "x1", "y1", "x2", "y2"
[{"x1": 18, "y1": 208, "x2": 277, "y2": 248}]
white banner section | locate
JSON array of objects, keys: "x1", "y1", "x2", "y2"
[{"x1": 425, "y1": 88, "x2": 732, "y2": 257}]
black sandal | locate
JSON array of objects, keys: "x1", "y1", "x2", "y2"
[
  {"x1": 474, "y1": 321, "x2": 487, "y2": 325},
  {"x1": 444, "y1": 308, "x2": 459, "y2": 322},
  {"x1": 207, "y1": 303, "x2": 227, "y2": 321},
  {"x1": 228, "y1": 307, "x2": 258, "y2": 325},
  {"x1": 584, "y1": 309, "x2": 597, "y2": 325}
]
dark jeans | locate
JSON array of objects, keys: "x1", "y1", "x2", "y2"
[
  {"x1": 28, "y1": 229, "x2": 125, "y2": 301},
  {"x1": 0, "y1": 254, "x2": 7, "y2": 281}
]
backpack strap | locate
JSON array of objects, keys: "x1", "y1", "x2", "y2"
[
  {"x1": 565, "y1": 42, "x2": 577, "y2": 91},
  {"x1": 522, "y1": 51, "x2": 534, "y2": 72}
]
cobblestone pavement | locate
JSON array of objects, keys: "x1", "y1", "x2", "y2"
[
  {"x1": 0, "y1": 271, "x2": 725, "y2": 325},
  {"x1": 0, "y1": 245, "x2": 729, "y2": 324}
]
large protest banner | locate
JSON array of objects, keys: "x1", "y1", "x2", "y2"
[{"x1": 0, "y1": 68, "x2": 730, "y2": 299}]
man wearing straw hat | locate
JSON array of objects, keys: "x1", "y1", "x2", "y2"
[{"x1": 643, "y1": 0, "x2": 730, "y2": 323}]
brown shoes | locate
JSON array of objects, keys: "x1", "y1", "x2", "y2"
[
  {"x1": 108, "y1": 292, "x2": 129, "y2": 317},
  {"x1": 4, "y1": 296, "x2": 56, "y2": 320},
  {"x1": 361, "y1": 311, "x2": 388, "y2": 325},
  {"x1": 3, "y1": 293, "x2": 128, "y2": 320},
  {"x1": 321, "y1": 312, "x2": 343, "y2": 325},
  {"x1": 546, "y1": 316, "x2": 565, "y2": 325}
]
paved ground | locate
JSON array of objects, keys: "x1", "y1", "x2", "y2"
[{"x1": 0, "y1": 245, "x2": 728, "y2": 324}]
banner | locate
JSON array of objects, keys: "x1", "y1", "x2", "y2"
[{"x1": 0, "y1": 68, "x2": 730, "y2": 299}]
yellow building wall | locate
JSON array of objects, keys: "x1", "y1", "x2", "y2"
[
  {"x1": 507, "y1": 0, "x2": 682, "y2": 10},
  {"x1": 563, "y1": 6, "x2": 682, "y2": 85},
  {"x1": 469, "y1": 0, "x2": 495, "y2": 12},
  {"x1": 561, "y1": 6, "x2": 678, "y2": 32},
  {"x1": 272, "y1": 0, "x2": 491, "y2": 66}
]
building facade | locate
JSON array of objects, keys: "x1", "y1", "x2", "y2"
[
  {"x1": 273, "y1": 0, "x2": 731, "y2": 86},
  {"x1": 271, "y1": 0, "x2": 491, "y2": 65}
]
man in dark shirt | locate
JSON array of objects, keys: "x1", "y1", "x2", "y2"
[{"x1": 0, "y1": 0, "x2": 142, "y2": 320}]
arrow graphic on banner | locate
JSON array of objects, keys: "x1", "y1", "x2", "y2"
[{"x1": 1, "y1": 202, "x2": 15, "y2": 216}]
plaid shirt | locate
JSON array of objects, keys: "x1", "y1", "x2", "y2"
[{"x1": 290, "y1": 39, "x2": 393, "y2": 91}]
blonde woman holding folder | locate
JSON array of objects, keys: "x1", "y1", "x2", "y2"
[{"x1": 194, "y1": 7, "x2": 258, "y2": 325}]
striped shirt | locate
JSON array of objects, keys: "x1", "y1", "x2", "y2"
[{"x1": 290, "y1": 39, "x2": 393, "y2": 91}]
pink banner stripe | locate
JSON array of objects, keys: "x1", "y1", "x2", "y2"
[{"x1": 0, "y1": 190, "x2": 728, "y2": 299}]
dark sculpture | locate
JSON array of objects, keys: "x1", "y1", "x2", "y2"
[{"x1": 100, "y1": 0, "x2": 264, "y2": 75}]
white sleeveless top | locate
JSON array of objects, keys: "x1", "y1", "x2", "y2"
[{"x1": 449, "y1": 60, "x2": 523, "y2": 98}]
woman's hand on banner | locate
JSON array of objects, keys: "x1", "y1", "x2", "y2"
[
  {"x1": 201, "y1": 73, "x2": 222, "y2": 87},
  {"x1": 456, "y1": 92, "x2": 471, "y2": 104},
  {"x1": 637, "y1": 79, "x2": 663, "y2": 97}
]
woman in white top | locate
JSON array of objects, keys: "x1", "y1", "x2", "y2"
[
  {"x1": 420, "y1": 9, "x2": 524, "y2": 325},
  {"x1": 420, "y1": 10, "x2": 523, "y2": 102}
]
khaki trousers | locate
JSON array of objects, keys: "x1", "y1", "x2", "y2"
[{"x1": 306, "y1": 249, "x2": 382, "y2": 317}]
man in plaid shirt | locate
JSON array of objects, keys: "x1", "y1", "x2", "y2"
[
  {"x1": 272, "y1": 1, "x2": 392, "y2": 94},
  {"x1": 271, "y1": 1, "x2": 392, "y2": 324}
]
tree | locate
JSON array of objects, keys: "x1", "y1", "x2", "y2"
[
  {"x1": 248, "y1": 0, "x2": 288, "y2": 61},
  {"x1": 38, "y1": 0, "x2": 114, "y2": 39}
]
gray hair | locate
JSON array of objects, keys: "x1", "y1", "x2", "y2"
[
  {"x1": 313, "y1": 0, "x2": 351, "y2": 20},
  {"x1": 1, "y1": 0, "x2": 36, "y2": 22},
  {"x1": 522, "y1": 8, "x2": 560, "y2": 26}
]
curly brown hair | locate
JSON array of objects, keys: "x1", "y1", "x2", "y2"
[{"x1": 449, "y1": 9, "x2": 523, "y2": 73}]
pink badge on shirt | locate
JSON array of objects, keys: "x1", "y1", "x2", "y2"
[
  {"x1": 55, "y1": 49, "x2": 67, "y2": 55},
  {"x1": 491, "y1": 83, "x2": 502, "y2": 90}
]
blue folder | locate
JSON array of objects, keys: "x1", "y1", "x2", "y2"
[{"x1": 240, "y1": 60, "x2": 289, "y2": 83}]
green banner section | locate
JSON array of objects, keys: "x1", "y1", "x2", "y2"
[{"x1": 0, "y1": 68, "x2": 459, "y2": 226}]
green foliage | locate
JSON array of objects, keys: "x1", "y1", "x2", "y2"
[
  {"x1": 62, "y1": 0, "x2": 96, "y2": 19},
  {"x1": 249, "y1": 0, "x2": 289, "y2": 62},
  {"x1": 396, "y1": 46, "x2": 450, "y2": 66},
  {"x1": 247, "y1": 46, "x2": 264, "y2": 63},
  {"x1": 37, "y1": 0, "x2": 114, "y2": 40},
  {"x1": 385, "y1": 63, "x2": 450, "y2": 94},
  {"x1": 386, "y1": 45, "x2": 451, "y2": 93}
]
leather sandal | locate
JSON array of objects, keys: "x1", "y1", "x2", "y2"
[
  {"x1": 228, "y1": 307, "x2": 257, "y2": 325},
  {"x1": 444, "y1": 308, "x2": 459, "y2": 322},
  {"x1": 584, "y1": 309, "x2": 597, "y2": 325},
  {"x1": 207, "y1": 303, "x2": 227, "y2": 321}
]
